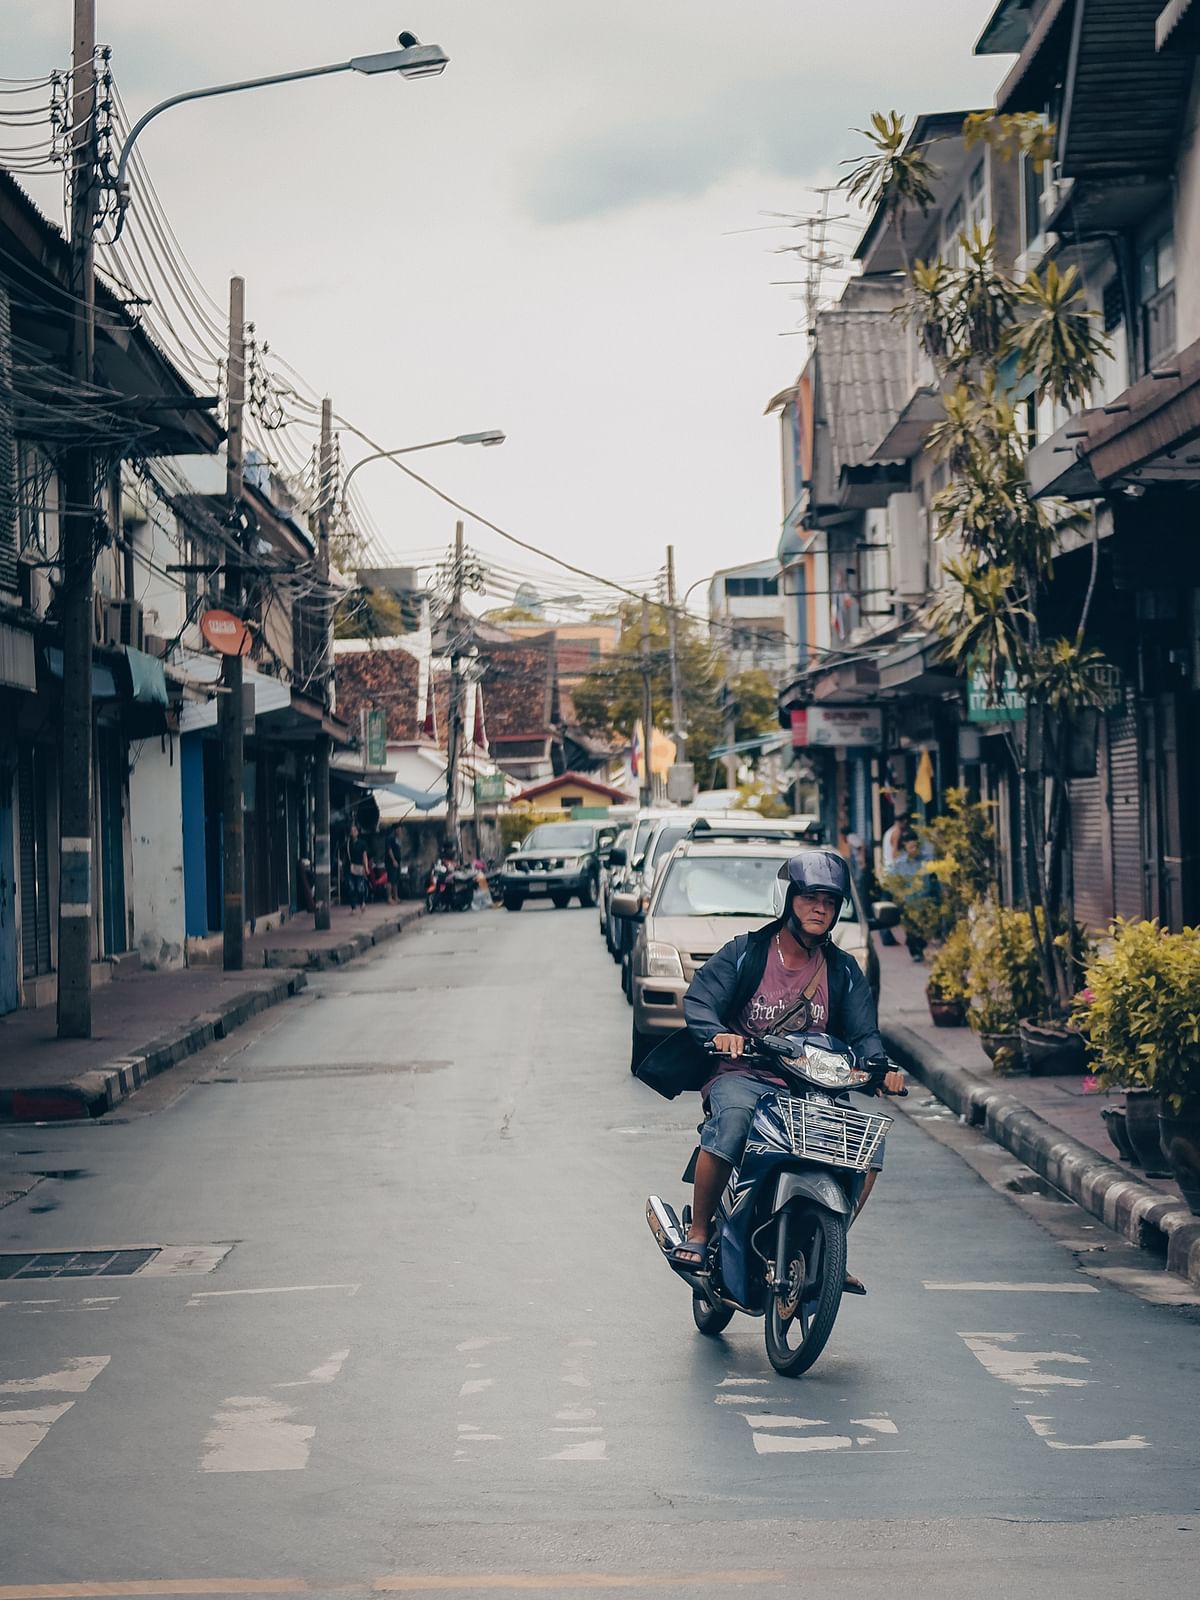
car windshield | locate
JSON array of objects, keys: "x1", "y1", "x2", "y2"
[
  {"x1": 653, "y1": 854, "x2": 862, "y2": 921},
  {"x1": 632, "y1": 818, "x2": 657, "y2": 858},
  {"x1": 521, "y1": 825, "x2": 594, "y2": 851}
]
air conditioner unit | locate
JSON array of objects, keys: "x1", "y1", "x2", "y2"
[{"x1": 103, "y1": 598, "x2": 145, "y2": 651}]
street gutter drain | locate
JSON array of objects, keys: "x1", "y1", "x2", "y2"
[{"x1": 0, "y1": 1248, "x2": 159, "y2": 1279}]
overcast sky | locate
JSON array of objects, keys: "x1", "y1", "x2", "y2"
[{"x1": 5, "y1": 2, "x2": 1008, "y2": 605}]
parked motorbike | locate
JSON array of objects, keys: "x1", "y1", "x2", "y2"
[
  {"x1": 646, "y1": 1033, "x2": 904, "y2": 1378},
  {"x1": 425, "y1": 861, "x2": 476, "y2": 913}
]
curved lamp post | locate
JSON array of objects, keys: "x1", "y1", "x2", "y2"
[
  {"x1": 113, "y1": 31, "x2": 448, "y2": 237},
  {"x1": 339, "y1": 431, "x2": 505, "y2": 515}
]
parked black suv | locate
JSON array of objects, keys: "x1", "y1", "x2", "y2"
[{"x1": 500, "y1": 821, "x2": 618, "y2": 911}]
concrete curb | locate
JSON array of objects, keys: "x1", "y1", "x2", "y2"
[
  {"x1": 0, "y1": 972, "x2": 309, "y2": 1124},
  {"x1": 260, "y1": 905, "x2": 424, "y2": 970},
  {"x1": 884, "y1": 1021, "x2": 1200, "y2": 1290}
]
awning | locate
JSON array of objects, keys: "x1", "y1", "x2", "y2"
[
  {"x1": 0, "y1": 621, "x2": 36, "y2": 693},
  {"x1": 382, "y1": 780, "x2": 444, "y2": 812},
  {"x1": 1158, "y1": 0, "x2": 1199, "y2": 49},
  {"x1": 125, "y1": 646, "x2": 168, "y2": 707}
]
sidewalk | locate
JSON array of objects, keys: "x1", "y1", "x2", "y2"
[
  {"x1": 0, "y1": 901, "x2": 423, "y2": 1124},
  {"x1": 876, "y1": 938, "x2": 1200, "y2": 1289}
]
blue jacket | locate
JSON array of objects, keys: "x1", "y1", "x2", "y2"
[{"x1": 635, "y1": 918, "x2": 884, "y2": 1099}]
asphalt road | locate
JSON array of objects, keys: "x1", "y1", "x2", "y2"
[{"x1": 1, "y1": 905, "x2": 1198, "y2": 1599}]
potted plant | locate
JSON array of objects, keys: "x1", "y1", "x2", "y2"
[
  {"x1": 963, "y1": 899, "x2": 1043, "y2": 1074},
  {"x1": 1076, "y1": 920, "x2": 1200, "y2": 1205},
  {"x1": 926, "y1": 919, "x2": 970, "y2": 1026}
]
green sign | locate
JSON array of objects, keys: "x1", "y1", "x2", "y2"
[
  {"x1": 366, "y1": 707, "x2": 387, "y2": 767},
  {"x1": 474, "y1": 773, "x2": 506, "y2": 803},
  {"x1": 967, "y1": 664, "x2": 1024, "y2": 724}
]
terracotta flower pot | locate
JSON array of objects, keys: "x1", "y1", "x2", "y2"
[
  {"x1": 1158, "y1": 1102, "x2": 1200, "y2": 1214},
  {"x1": 1122, "y1": 1087, "x2": 1171, "y2": 1177},
  {"x1": 1018, "y1": 1018, "x2": 1088, "y2": 1076},
  {"x1": 926, "y1": 986, "x2": 967, "y2": 1028},
  {"x1": 980, "y1": 1031, "x2": 1025, "y2": 1075}
]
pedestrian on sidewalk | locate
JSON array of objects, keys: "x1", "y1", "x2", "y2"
[
  {"x1": 384, "y1": 827, "x2": 403, "y2": 904},
  {"x1": 878, "y1": 809, "x2": 910, "y2": 946},
  {"x1": 344, "y1": 822, "x2": 370, "y2": 914},
  {"x1": 890, "y1": 831, "x2": 935, "y2": 962}
]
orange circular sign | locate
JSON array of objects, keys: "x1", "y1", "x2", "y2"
[{"x1": 200, "y1": 609, "x2": 252, "y2": 657}]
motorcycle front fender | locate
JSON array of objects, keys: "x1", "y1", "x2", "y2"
[{"x1": 771, "y1": 1169, "x2": 853, "y2": 1218}]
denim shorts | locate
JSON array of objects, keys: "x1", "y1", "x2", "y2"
[{"x1": 699, "y1": 1071, "x2": 885, "y2": 1172}]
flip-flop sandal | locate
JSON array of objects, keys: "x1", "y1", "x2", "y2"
[
  {"x1": 843, "y1": 1273, "x2": 867, "y2": 1296},
  {"x1": 669, "y1": 1240, "x2": 709, "y2": 1273}
]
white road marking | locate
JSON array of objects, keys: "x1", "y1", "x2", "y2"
[
  {"x1": 924, "y1": 1281, "x2": 1099, "y2": 1293},
  {"x1": 200, "y1": 1395, "x2": 315, "y2": 1472},
  {"x1": 714, "y1": 1393, "x2": 769, "y2": 1405},
  {"x1": 718, "y1": 1377, "x2": 769, "y2": 1386},
  {"x1": 958, "y1": 1332, "x2": 1091, "y2": 1392},
  {"x1": 186, "y1": 1283, "x2": 359, "y2": 1307},
  {"x1": 1024, "y1": 1414, "x2": 1149, "y2": 1451},
  {"x1": 274, "y1": 1349, "x2": 349, "y2": 1389},
  {"x1": 752, "y1": 1433, "x2": 855, "y2": 1454},
  {"x1": 0, "y1": 1404, "x2": 74, "y2": 1477},
  {"x1": 0, "y1": 1356, "x2": 111, "y2": 1395},
  {"x1": 459, "y1": 1378, "x2": 493, "y2": 1398},
  {"x1": 546, "y1": 1437, "x2": 607, "y2": 1461},
  {"x1": 455, "y1": 1336, "x2": 511, "y2": 1353},
  {"x1": 741, "y1": 1415, "x2": 831, "y2": 1430},
  {"x1": 555, "y1": 1406, "x2": 596, "y2": 1422},
  {"x1": 138, "y1": 1243, "x2": 234, "y2": 1277},
  {"x1": 851, "y1": 1417, "x2": 900, "y2": 1434},
  {"x1": 0, "y1": 1355, "x2": 111, "y2": 1476}
]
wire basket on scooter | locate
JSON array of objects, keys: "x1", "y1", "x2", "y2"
[{"x1": 776, "y1": 1099, "x2": 891, "y2": 1171}]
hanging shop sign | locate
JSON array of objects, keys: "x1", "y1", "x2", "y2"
[
  {"x1": 474, "y1": 773, "x2": 507, "y2": 803},
  {"x1": 966, "y1": 664, "x2": 1024, "y2": 723},
  {"x1": 366, "y1": 707, "x2": 387, "y2": 768},
  {"x1": 200, "y1": 609, "x2": 253, "y2": 657},
  {"x1": 790, "y1": 706, "x2": 883, "y2": 749}
]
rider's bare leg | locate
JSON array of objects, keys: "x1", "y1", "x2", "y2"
[
  {"x1": 682, "y1": 1150, "x2": 732, "y2": 1250},
  {"x1": 850, "y1": 1168, "x2": 879, "y2": 1224}
]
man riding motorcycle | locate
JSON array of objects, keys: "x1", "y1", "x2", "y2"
[{"x1": 639, "y1": 849, "x2": 904, "y2": 1294}]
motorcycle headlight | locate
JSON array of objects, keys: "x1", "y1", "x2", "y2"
[
  {"x1": 644, "y1": 941, "x2": 684, "y2": 979},
  {"x1": 786, "y1": 1046, "x2": 867, "y2": 1090}
]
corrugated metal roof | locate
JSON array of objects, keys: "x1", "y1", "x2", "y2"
[{"x1": 815, "y1": 298, "x2": 910, "y2": 476}]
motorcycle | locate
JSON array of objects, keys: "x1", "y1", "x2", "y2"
[
  {"x1": 646, "y1": 1033, "x2": 904, "y2": 1378},
  {"x1": 424, "y1": 861, "x2": 475, "y2": 913}
]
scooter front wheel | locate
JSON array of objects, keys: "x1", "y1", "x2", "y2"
[{"x1": 764, "y1": 1207, "x2": 846, "y2": 1378}]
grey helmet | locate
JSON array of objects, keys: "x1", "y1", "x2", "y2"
[{"x1": 771, "y1": 850, "x2": 851, "y2": 923}]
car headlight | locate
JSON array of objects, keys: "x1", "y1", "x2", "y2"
[
  {"x1": 785, "y1": 1046, "x2": 865, "y2": 1089},
  {"x1": 644, "y1": 942, "x2": 684, "y2": 979}
]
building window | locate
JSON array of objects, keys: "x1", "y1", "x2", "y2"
[
  {"x1": 966, "y1": 160, "x2": 988, "y2": 237},
  {"x1": 1138, "y1": 226, "x2": 1176, "y2": 372},
  {"x1": 724, "y1": 575, "x2": 779, "y2": 597},
  {"x1": 1020, "y1": 151, "x2": 1048, "y2": 258},
  {"x1": 17, "y1": 445, "x2": 56, "y2": 556},
  {"x1": 942, "y1": 197, "x2": 965, "y2": 264}
]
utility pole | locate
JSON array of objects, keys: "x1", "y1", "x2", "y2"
[
  {"x1": 665, "y1": 545, "x2": 686, "y2": 768},
  {"x1": 313, "y1": 396, "x2": 333, "y2": 930},
  {"x1": 639, "y1": 594, "x2": 653, "y2": 809},
  {"x1": 444, "y1": 520, "x2": 465, "y2": 854},
  {"x1": 722, "y1": 600, "x2": 738, "y2": 790},
  {"x1": 57, "y1": 0, "x2": 98, "y2": 1038},
  {"x1": 219, "y1": 276, "x2": 246, "y2": 970}
]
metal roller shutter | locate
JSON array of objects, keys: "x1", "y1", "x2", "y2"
[
  {"x1": 1070, "y1": 775, "x2": 1111, "y2": 930},
  {"x1": 1107, "y1": 711, "x2": 1144, "y2": 922}
]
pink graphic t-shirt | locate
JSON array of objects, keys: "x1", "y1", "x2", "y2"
[{"x1": 704, "y1": 939, "x2": 828, "y2": 1094}]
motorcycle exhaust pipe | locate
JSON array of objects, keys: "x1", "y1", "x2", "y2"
[{"x1": 646, "y1": 1195, "x2": 683, "y2": 1254}]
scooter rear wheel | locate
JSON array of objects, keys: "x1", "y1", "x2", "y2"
[
  {"x1": 692, "y1": 1294, "x2": 734, "y2": 1336},
  {"x1": 764, "y1": 1208, "x2": 846, "y2": 1378}
]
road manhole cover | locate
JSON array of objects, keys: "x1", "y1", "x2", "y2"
[{"x1": 0, "y1": 1249, "x2": 159, "y2": 1279}]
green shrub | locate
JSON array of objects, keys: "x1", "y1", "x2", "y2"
[
  {"x1": 918, "y1": 788, "x2": 996, "y2": 920},
  {"x1": 964, "y1": 899, "x2": 1044, "y2": 1034},
  {"x1": 928, "y1": 918, "x2": 971, "y2": 1002},
  {"x1": 1074, "y1": 919, "x2": 1200, "y2": 1109}
]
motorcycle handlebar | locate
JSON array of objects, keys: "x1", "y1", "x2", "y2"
[{"x1": 702, "y1": 1038, "x2": 908, "y2": 1096}]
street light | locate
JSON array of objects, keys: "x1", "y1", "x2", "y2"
[
  {"x1": 113, "y1": 31, "x2": 449, "y2": 236},
  {"x1": 339, "y1": 431, "x2": 506, "y2": 513}
]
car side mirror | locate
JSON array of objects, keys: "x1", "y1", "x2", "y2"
[
  {"x1": 632, "y1": 853, "x2": 646, "y2": 871},
  {"x1": 611, "y1": 892, "x2": 641, "y2": 919},
  {"x1": 871, "y1": 900, "x2": 901, "y2": 931},
  {"x1": 608, "y1": 846, "x2": 626, "y2": 867}
]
